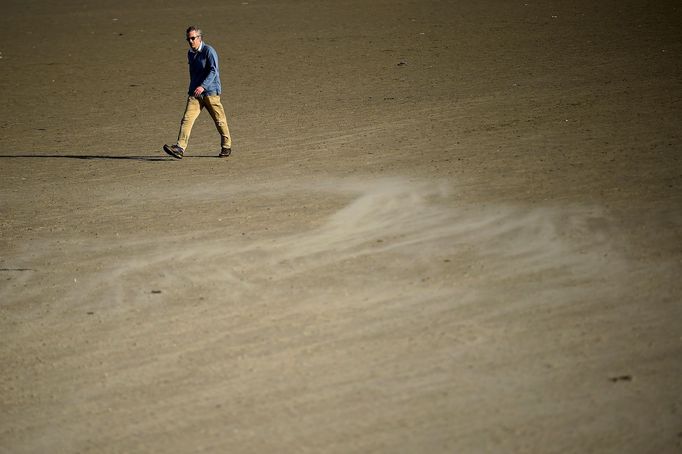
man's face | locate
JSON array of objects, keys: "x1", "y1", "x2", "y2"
[{"x1": 186, "y1": 31, "x2": 202, "y2": 50}]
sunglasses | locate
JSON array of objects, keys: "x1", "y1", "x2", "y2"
[{"x1": 186, "y1": 36, "x2": 201, "y2": 42}]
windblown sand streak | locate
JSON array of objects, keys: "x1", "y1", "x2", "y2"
[{"x1": 10, "y1": 179, "x2": 620, "y2": 321}]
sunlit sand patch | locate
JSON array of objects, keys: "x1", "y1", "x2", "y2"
[{"x1": 6, "y1": 178, "x2": 622, "y2": 324}]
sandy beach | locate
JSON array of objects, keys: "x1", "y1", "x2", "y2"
[{"x1": 1, "y1": 0, "x2": 681, "y2": 452}]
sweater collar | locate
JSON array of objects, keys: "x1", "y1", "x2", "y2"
[{"x1": 191, "y1": 41, "x2": 204, "y2": 53}]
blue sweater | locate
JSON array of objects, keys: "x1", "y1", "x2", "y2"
[{"x1": 187, "y1": 43, "x2": 221, "y2": 96}]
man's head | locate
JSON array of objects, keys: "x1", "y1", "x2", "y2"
[{"x1": 186, "y1": 26, "x2": 203, "y2": 51}]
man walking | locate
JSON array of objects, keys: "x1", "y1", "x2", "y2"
[{"x1": 164, "y1": 26, "x2": 232, "y2": 159}]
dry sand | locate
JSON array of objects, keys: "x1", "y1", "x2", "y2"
[{"x1": 1, "y1": 0, "x2": 681, "y2": 452}]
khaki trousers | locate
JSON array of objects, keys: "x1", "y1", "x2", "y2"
[{"x1": 177, "y1": 95, "x2": 232, "y2": 150}]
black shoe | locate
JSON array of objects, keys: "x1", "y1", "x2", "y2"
[
  {"x1": 218, "y1": 147, "x2": 232, "y2": 158},
  {"x1": 163, "y1": 144, "x2": 184, "y2": 159}
]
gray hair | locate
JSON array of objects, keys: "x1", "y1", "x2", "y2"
[{"x1": 186, "y1": 26, "x2": 202, "y2": 36}]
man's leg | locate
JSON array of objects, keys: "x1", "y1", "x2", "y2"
[
  {"x1": 203, "y1": 95, "x2": 232, "y2": 150},
  {"x1": 177, "y1": 96, "x2": 202, "y2": 150}
]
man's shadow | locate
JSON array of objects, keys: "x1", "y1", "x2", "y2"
[{"x1": 0, "y1": 154, "x2": 218, "y2": 161}]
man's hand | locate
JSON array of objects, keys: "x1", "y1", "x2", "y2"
[{"x1": 193, "y1": 86, "x2": 205, "y2": 97}]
